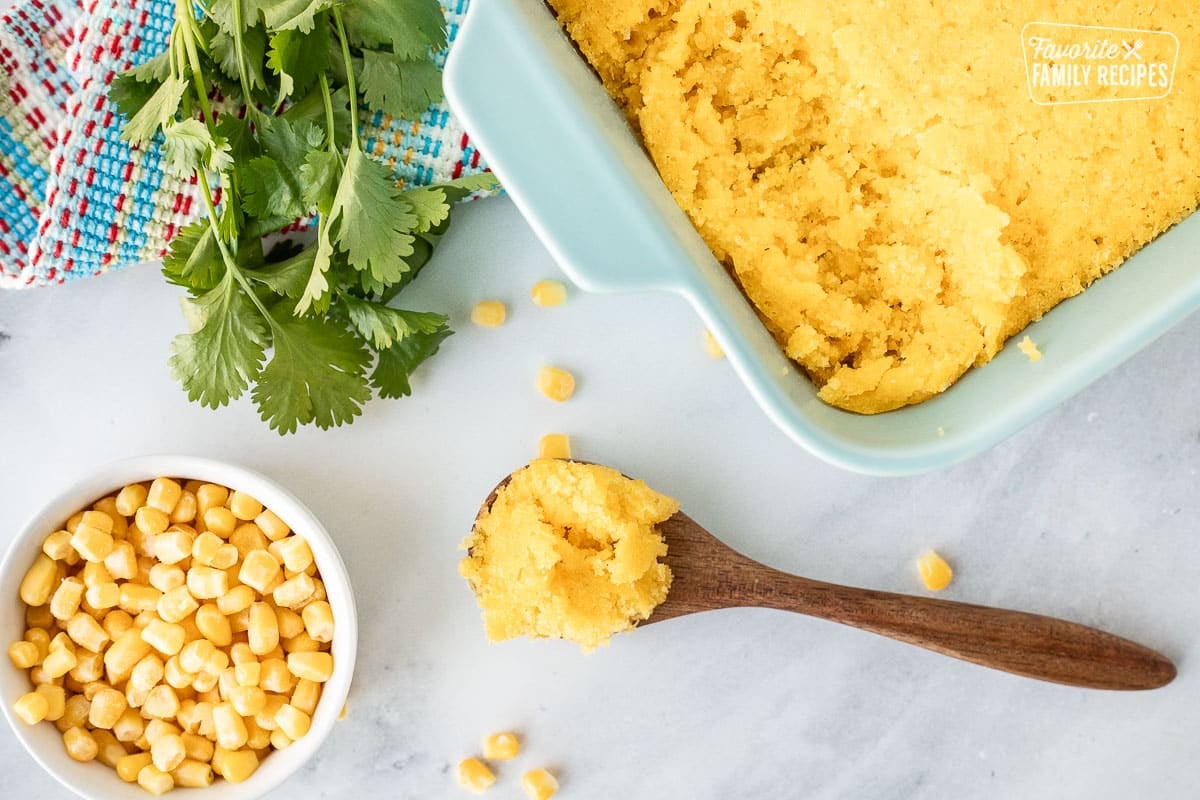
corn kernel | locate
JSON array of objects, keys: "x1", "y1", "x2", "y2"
[
  {"x1": 35, "y1": 683, "x2": 66, "y2": 721},
  {"x1": 25, "y1": 603, "x2": 54, "y2": 630},
  {"x1": 104, "y1": 540, "x2": 138, "y2": 580},
  {"x1": 456, "y1": 758, "x2": 497, "y2": 793},
  {"x1": 917, "y1": 550, "x2": 954, "y2": 591},
  {"x1": 50, "y1": 577, "x2": 85, "y2": 621},
  {"x1": 273, "y1": 573, "x2": 315, "y2": 609},
  {"x1": 88, "y1": 687, "x2": 127, "y2": 729},
  {"x1": 188, "y1": 604, "x2": 231, "y2": 649},
  {"x1": 536, "y1": 366, "x2": 576, "y2": 402},
  {"x1": 228, "y1": 608, "x2": 251, "y2": 634},
  {"x1": 290, "y1": 678, "x2": 321, "y2": 716},
  {"x1": 136, "y1": 508, "x2": 170, "y2": 541},
  {"x1": 537, "y1": 433, "x2": 572, "y2": 460},
  {"x1": 233, "y1": 661, "x2": 261, "y2": 688},
  {"x1": 233, "y1": 550, "x2": 277, "y2": 595},
  {"x1": 146, "y1": 477, "x2": 183, "y2": 515},
  {"x1": 213, "y1": 702, "x2": 249, "y2": 750},
  {"x1": 229, "y1": 685, "x2": 267, "y2": 716},
  {"x1": 218, "y1": 584, "x2": 256, "y2": 616},
  {"x1": 259, "y1": 658, "x2": 294, "y2": 694},
  {"x1": 229, "y1": 491, "x2": 263, "y2": 521},
  {"x1": 703, "y1": 328, "x2": 725, "y2": 359},
  {"x1": 169, "y1": 490, "x2": 198, "y2": 524},
  {"x1": 71, "y1": 523, "x2": 115, "y2": 563},
  {"x1": 217, "y1": 747, "x2": 259, "y2": 783},
  {"x1": 42, "y1": 646, "x2": 78, "y2": 679},
  {"x1": 63, "y1": 726, "x2": 98, "y2": 762},
  {"x1": 13, "y1": 691, "x2": 49, "y2": 725},
  {"x1": 231, "y1": 523, "x2": 268, "y2": 559},
  {"x1": 155, "y1": 527, "x2": 195, "y2": 565},
  {"x1": 247, "y1": 602, "x2": 280, "y2": 657},
  {"x1": 137, "y1": 764, "x2": 175, "y2": 796},
  {"x1": 181, "y1": 731, "x2": 214, "y2": 762},
  {"x1": 113, "y1": 706, "x2": 145, "y2": 743},
  {"x1": 143, "y1": 620, "x2": 187, "y2": 656},
  {"x1": 190, "y1": 531, "x2": 224, "y2": 566},
  {"x1": 66, "y1": 611, "x2": 110, "y2": 653},
  {"x1": 482, "y1": 731, "x2": 521, "y2": 761},
  {"x1": 112, "y1": 751, "x2": 151, "y2": 782},
  {"x1": 187, "y1": 566, "x2": 229, "y2": 599},
  {"x1": 471, "y1": 299, "x2": 507, "y2": 327},
  {"x1": 287, "y1": 651, "x2": 333, "y2": 683},
  {"x1": 144, "y1": 718, "x2": 182, "y2": 744},
  {"x1": 53, "y1": 694, "x2": 89, "y2": 733},
  {"x1": 9, "y1": 640, "x2": 40, "y2": 669},
  {"x1": 116, "y1": 483, "x2": 150, "y2": 516},
  {"x1": 530, "y1": 279, "x2": 568, "y2": 306},
  {"x1": 70, "y1": 651, "x2": 105, "y2": 684},
  {"x1": 156, "y1": 585, "x2": 198, "y2": 625},
  {"x1": 253, "y1": 508, "x2": 289, "y2": 541},
  {"x1": 92, "y1": 728, "x2": 126, "y2": 768},
  {"x1": 522, "y1": 768, "x2": 559, "y2": 800},
  {"x1": 144, "y1": 684, "x2": 182, "y2": 720},
  {"x1": 119, "y1": 583, "x2": 162, "y2": 614},
  {"x1": 149, "y1": 731, "x2": 187, "y2": 772},
  {"x1": 274, "y1": 703, "x2": 311, "y2": 740},
  {"x1": 25, "y1": 626, "x2": 51, "y2": 657},
  {"x1": 196, "y1": 484, "x2": 229, "y2": 515},
  {"x1": 270, "y1": 729, "x2": 293, "y2": 750},
  {"x1": 203, "y1": 506, "x2": 237, "y2": 538},
  {"x1": 173, "y1": 758, "x2": 214, "y2": 788},
  {"x1": 277, "y1": 535, "x2": 314, "y2": 573},
  {"x1": 42, "y1": 530, "x2": 75, "y2": 560},
  {"x1": 85, "y1": 582, "x2": 120, "y2": 610}
]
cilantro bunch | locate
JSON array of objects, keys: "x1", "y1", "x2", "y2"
[{"x1": 110, "y1": 0, "x2": 498, "y2": 433}]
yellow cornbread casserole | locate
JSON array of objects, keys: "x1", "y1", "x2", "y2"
[
  {"x1": 547, "y1": 0, "x2": 1200, "y2": 413},
  {"x1": 459, "y1": 459, "x2": 678, "y2": 650}
]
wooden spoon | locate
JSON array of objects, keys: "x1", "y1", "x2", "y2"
[{"x1": 479, "y1": 472, "x2": 1176, "y2": 690}]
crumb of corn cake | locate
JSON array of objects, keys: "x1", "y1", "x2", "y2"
[
  {"x1": 1018, "y1": 336, "x2": 1043, "y2": 363},
  {"x1": 459, "y1": 460, "x2": 677, "y2": 650},
  {"x1": 548, "y1": 0, "x2": 1200, "y2": 413}
]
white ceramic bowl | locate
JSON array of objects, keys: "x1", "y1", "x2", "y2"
[{"x1": 0, "y1": 455, "x2": 358, "y2": 799}]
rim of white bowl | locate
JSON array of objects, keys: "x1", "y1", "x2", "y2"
[{"x1": 0, "y1": 455, "x2": 358, "y2": 800}]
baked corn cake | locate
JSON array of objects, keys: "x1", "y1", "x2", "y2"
[{"x1": 548, "y1": 0, "x2": 1200, "y2": 413}]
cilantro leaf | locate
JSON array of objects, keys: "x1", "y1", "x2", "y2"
[
  {"x1": 163, "y1": 221, "x2": 224, "y2": 291},
  {"x1": 252, "y1": 314, "x2": 372, "y2": 433},
  {"x1": 437, "y1": 171, "x2": 502, "y2": 203},
  {"x1": 261, "y1": 0, "x2": 334, "y2": 32},
  {"x1": 120, "y1": 75, "x2": 187, "y2": 144},
  {"x1": 358, "y1": 50, "x2": 443, "y2": 120},
  {"x1": 163, "y1": 119, "x2": 233, "y2": 175},
  {"x1": 240, "y1": 156, "x2": 308, "y2": 219},
  {"x1": 208, "y1": 0, "x2": 262, "y2": 36},
  {"x1": 210, "y1": 25, "x2": 268, "y2": 91},
  {"x1": 257, "y1": 117, "x2": 325, "y2": 163},
  {"x1": 247, "y1": 244, "x2": 318, "y2": 297},
  {"x1": 370, "y1": 326, "x2": 452, "y2": 399},
  {"x1": 170, "y1": 268, "x2": 268, "y2": 408},
  {"x1": 299, "y1": 150, "x2": 340, "y2": 214},
  {"x1": 327, "y1": 146, "x2": 416, "y2": 283},
  {"x1": 340, "y1": 294, "x2": 447, "y2": 349},
  {"x1": 266, "y1": 23, "x2": 333, "y2": 102},
  {"x1": 341, "y1": 0, "x2": 447, "y2": 58},
  {"x1": 294, "y1": 223, "x2": 335, "y2": 315},
  {"x1": 109, "y1": 73, "x2": 162, "y2": 124},
  {"x1": 398, "y1": 186, "x2": 448, "y2": 233}
]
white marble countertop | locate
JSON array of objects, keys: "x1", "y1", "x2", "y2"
[{"x1": 1, "y1": 197, "x2": 1198, "y2": 799}]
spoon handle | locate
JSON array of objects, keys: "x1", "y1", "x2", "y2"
[{"x1": 755, "y1": 572, "x2": 1174, "y2": 689}]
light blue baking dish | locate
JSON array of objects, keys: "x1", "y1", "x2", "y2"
[{"x1": 444, "y1": 0, "x2": 1200, "y2": 476}]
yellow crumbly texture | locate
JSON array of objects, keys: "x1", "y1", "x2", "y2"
[
  {"x1": 548, "y1": 0, "x2": 1200, "y2": 412},
  {"x1": 459, "y1": 459, "x2": 678, "y2": 650}
]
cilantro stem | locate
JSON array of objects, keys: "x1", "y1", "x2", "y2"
[
  {"x1": 230, "y1": 1, "x2": 264, "y2": 122},
  {"x1": 173, "y1": 0, "x2": 215, "y2": 127},
  {"x1": 331, "y1": 7, "x2": 359, "y2": 150},
  {"x1": 319, "y1": 73, "x2": 337, "y2": 156}
]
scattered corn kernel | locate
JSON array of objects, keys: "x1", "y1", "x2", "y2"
[
  {"x1": 536, "y1": 366, "x2": 576, "y2": 402},
  {"x1": 530, "y1": 279, "x2": 568, "y2": 306},
  {"x1": 917, "y1": 550, "x2": 954, "y2": 591},
  {"x1": 456, "y1": 758, "x2": 497, "y2": 793},
  {"x1": 482, "y1": 731, "x2": 521, "y2": 761},
  {"x1": 471, "y1": 299, "x2": 507, "y2": 327},
  {"x1": 537, "y1": 433, "x2": 572, "y2": 460},
  {"x1": 521, "y1": 768, "x2": 559, "y2": 800},
  {"x1": 702, "y1": 328, "x2": 725, "y2": 359}
]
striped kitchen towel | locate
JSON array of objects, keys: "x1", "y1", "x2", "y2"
[{"x1": 0, "y1": 0, "x2": 491, "y2": 288}]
